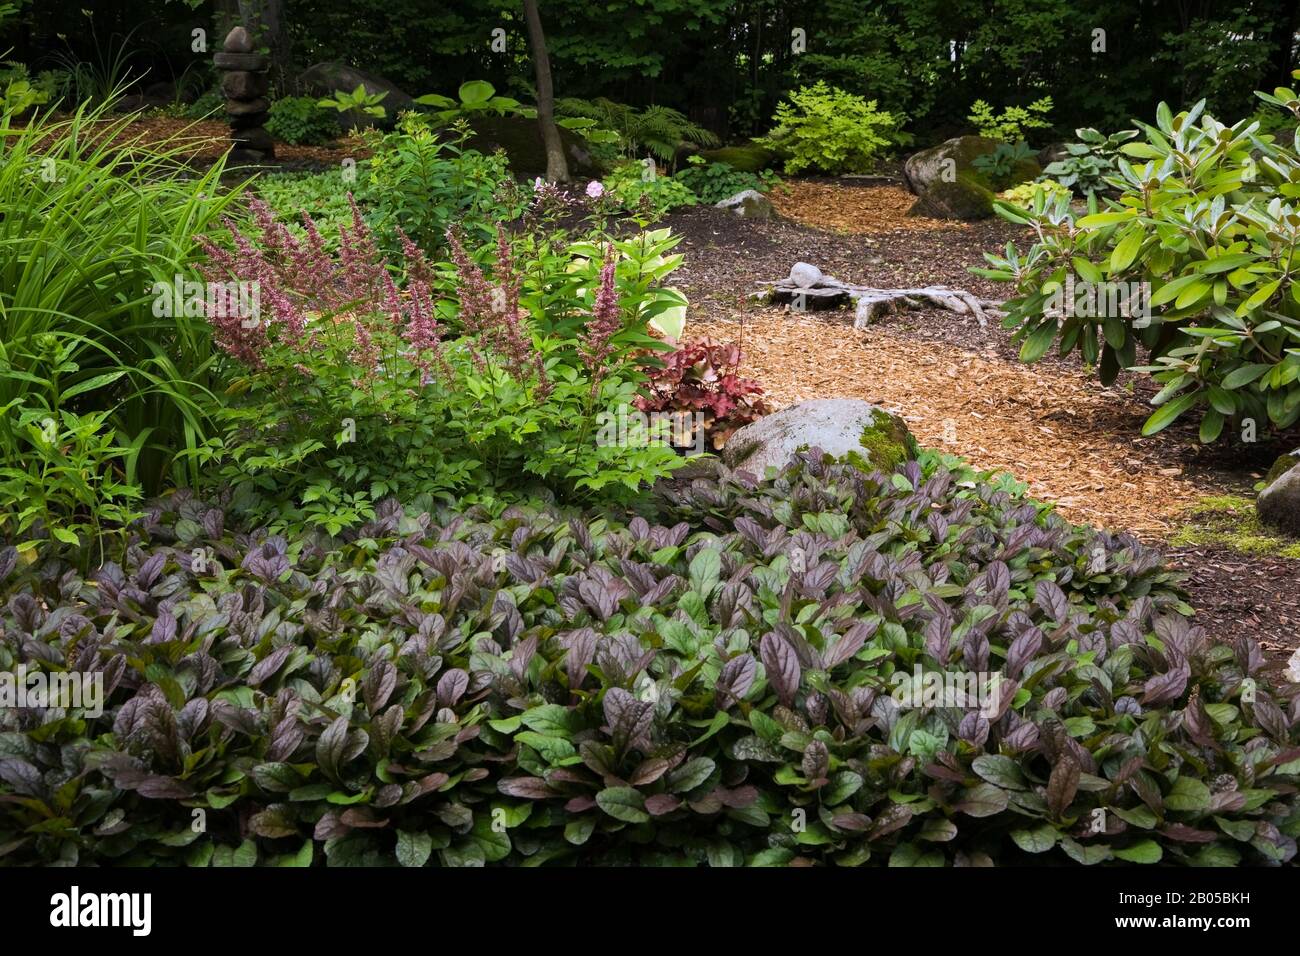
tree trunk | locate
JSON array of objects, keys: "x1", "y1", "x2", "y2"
[
  {"x1": 522, "y1": 0, "x2": 570, "y2": 183},
  {"x1": 239, "y1": 0, "x2": 294, "y2": 95}
]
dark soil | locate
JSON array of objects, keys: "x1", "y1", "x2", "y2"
[{"x1": 1165, "y1": 544, "x2": 1300, "y2": 677}]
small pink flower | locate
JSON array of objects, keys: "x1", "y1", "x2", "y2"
[
  {"x1": 533, "y1": 177, "x2": 545, "y2": 191},
  {"x1": 585, "y1": 180, "x2": 605, "y2": 199}
]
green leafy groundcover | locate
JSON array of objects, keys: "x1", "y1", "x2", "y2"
[{"x1": 2, "y1": 452, "x2": 1298, "y2": 866}]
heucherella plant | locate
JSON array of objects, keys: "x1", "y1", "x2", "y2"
[
  {"x1": 188, "y1": 197, "x2": 682, "y2": 532},
  {"x1": 974, "y1": 94, "x2": 1300, "y2": 442},
  {"x1": 1, "y1": 452, "x2": 1296, "y2": 867}
]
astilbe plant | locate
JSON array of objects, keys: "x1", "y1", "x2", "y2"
[
  {"x1": 636, "y1": 338, "x2": 771, "y2": 449},
  {"x1": 1, "y1": 451, "x2": 1296, "y2": 867},
  {"x1": 192, "y1": 196, "x2": 680, "y2": 531}
]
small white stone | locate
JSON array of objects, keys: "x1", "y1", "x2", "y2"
[
  {"x1": 1285, "y1": 647, "x2": 1300, "y2": 685},
  {"x1": 789, "y1": 262, "x2": 823, "y2": 288}
]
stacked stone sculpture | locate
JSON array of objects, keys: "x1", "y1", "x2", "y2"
[{"x1": 213, "y1": 26, "x2": 274, "y2": 163}]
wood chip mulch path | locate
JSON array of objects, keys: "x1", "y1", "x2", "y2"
[
  {"x1": 694, "y1": 312, "x2": 1207, "y2": 537},
  {"x1": 1163, "y1": 545, "x2": 1300, "y2": 677},
  {"x1": 768, "y1": 182, "x2": 965, "y2": 234}
]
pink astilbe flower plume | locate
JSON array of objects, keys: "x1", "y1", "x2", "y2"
[
  {"x1": 445, "y1": 226, "x2": 548, "y2": 395},
  {"x1": 578, "y1": 243, "x2": 622, "y2": 396},
  {"x1": 494, "y1": 227, "x2": 550, "y2": 395},
  {"x1": 445, "y1": 227, "x2": 493, "y2": 374}
]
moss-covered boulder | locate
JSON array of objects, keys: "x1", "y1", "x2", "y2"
[
  {"x1": 908, "y1": 173, "x2": 996, "y2": 220},
  {"x1": 1257, "y1": 450, "x2": 1300, "y2": 535},
  {"x1": 465, "y1": 116, "x2": 602, "y2": 178},
  {"x1": 698, "y1": 144, "x2": 779, "y2": 172},
  {"x1": 722, "y1": 398, "x2": 917, "y2": 478},
  {"x1": 902, "y1": 135, "x2": 1001, "y2": 194},
  {"x1": 1264, "y1": 449, "x2": 1300, "y2": 488}
]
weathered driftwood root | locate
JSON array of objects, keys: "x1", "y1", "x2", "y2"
[{"x1": 756, "y1": 262, "x2": 1004, "y2": 329}]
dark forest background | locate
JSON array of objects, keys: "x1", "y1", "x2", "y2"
[{"x1": 4, "y1": 0, "x2": 1299, "y2": 143}]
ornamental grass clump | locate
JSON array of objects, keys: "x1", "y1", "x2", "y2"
[{"x1": 2, "y1": 452, "x2": 1295, "y2": 866}]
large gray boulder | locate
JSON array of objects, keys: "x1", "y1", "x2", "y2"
[
  {"x1": 297, "y1": 62, "x2": 414, "y2": 129},
  {"x1": 903, "y1": 135, "x2": 1001, "y2": 195},
  {"x1": 1257, "y1": 452, "x2": 1300, "y2": 535},
  {"x1": 716, "y1": 189, "x2": 775, "y2": 219},
  {"x1": 722, "y1": 398, "x2": 918, "y2": 478},
  {"x1": 464, "y1": 115, "x2": 601, "y2": 178}
]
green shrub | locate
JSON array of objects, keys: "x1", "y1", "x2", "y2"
[
  {"x1": 968, "y1": 97, "x2": 1054, "y2": 144},
  {"x1": 998, "y1": 180, "x2": 1072, "y2": 209},
  {"x1": 266, "y1": 95, "x2": 341, "y2": 145},
  {"x1": 415, "y1": 79, "x2": 536, "y2": 123},
  {"x1": 975, "y1": 95, "x2": 1300, "y2": 441},
  {"x1": 359, "y1": 113, "x2": 521, "y2": 252},
  {"x1": 0, "y1": 97, "x2": 243, "y2": 548},
  {"x1": 316, "y1": 83, "x2": 388, "y2": 126},
  {"x1": 672, "y1": 156, "x2": 777, "y2": 205},
  {"x1": 2, "y1": 451, "x2": 1295, "y2": 867},
  {"x1": 182, "y1": 88, "x2": 224, "y2": 120},
  {"x1": 0, "y1": 404, "x2": 141, "y2": 567},
  {"x1": 970, "y1": 141, "x2": 1037, "y2": 189},
  {"x1": 0, "y1": 60, "x2": 52, "y2": 114},
  {"x1": 556, "y1": 97, "x2": 718, "y2": 171},
  {"x1": 758, "y1": 82, "x2": 900, "y2": 175},
  {"x1": 604, "y1": 160, "x2": 698, "y2": 218}
]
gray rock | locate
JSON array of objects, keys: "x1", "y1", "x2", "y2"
[
  {"x1": 224, "y1": 97, "x2": 271, "y2": 117},
  {"x1": 1286, "y1": 647, "x2": 1300, "y2": 685},
  {"x1": 221, "y1": 70, "x2": 269, "y2": 100},
  {"x1": 213, "y1": 52, "x2": 269, "y2": 71},
  {"x1": 297, "y1": 61, "x2": 414, "y2": 129},
  {"x1": 224, "y1": 26, "x2": 254, "y2": 53},
  {"x1": 721, "y1": 398, "x2": 918, "y2": 478},
  {"x1": 789, "y1": 262, "x2": 823, "y2": 288},
  {"x1": 1257, "y1": 460, "x2": 1300, "y2": 535},
  {"x1": 908, "y1": 177, "x2": 995, "y2": 220},
  {"x1": 465, "y1": 115, "x2": 600, "y2": 178},
  {"x1": 903, "y1": 135, "x2": 1000, "y2": 195},
  {"x1": 716, "y1": 189, "x2": 775, "y2": 219},
  {"x1": 1038, "y1": 141, "x2": 1070, "y2": 168},
  {"x1": 231, "y1": 127, "x2": 276, "y2": 152}
]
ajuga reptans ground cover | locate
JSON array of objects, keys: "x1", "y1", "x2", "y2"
[{"x1": 2, "y1": 451, "x2": 1297, "y2": 867}]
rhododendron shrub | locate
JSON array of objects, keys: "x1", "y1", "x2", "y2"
[{"x1": 191, "y1": 198, "x2": 681, "y2": 533}]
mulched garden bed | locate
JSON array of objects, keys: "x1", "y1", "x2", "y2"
[
  {"x1": 1164, "y1": 544, "x2": 1300, "y2": 676},
  {"x1": 666, "y1": 194, "x2": 1300, "y2": 667},
  {"x1": 31, "y1": 112, "x2": 369, "y2": 169}
]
